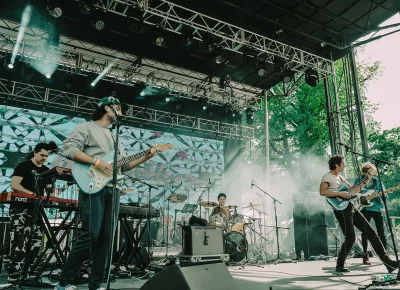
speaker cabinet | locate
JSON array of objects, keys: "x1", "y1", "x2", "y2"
[
  {"x1": 293, "y1": 203, "x2": 328, "y2": 259},
  {"x1": 139, "y1": 262, "x2": 239, "y2": 290}
]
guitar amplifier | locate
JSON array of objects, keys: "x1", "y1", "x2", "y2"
[{"x1": 182, "y1": 226, "x2": 224, "y2": 256}]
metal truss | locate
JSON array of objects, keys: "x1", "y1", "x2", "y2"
[
  {"x1": 0, "y1": 18, "x2": 263, "y2": 111},
  {"x1": 94, "y1": 0, "x2": 334, "y2": 77},
  {"x1": 0, "y1": 78, "x2": 254, "y2": 139}
]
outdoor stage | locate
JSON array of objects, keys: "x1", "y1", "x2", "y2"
[{"x1": 0, "y1": 257, "x2": 397, "y2": 290}]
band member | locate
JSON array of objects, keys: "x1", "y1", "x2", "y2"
[
  {"x1": 212, "y1": 193, "x2": 230, "y2": 218},
  {"x1": 319, "y1": 155, "x2": 397, "y2": 273},
  {"x1": 54, "y1": 97, "x2": 157, "y2": 290},
  {"x1": 8, "y1": 142, "x2": 56, "y2": 282},
  {"x1": 355, "y1": 162, "x2": 387, "y2": 265}
]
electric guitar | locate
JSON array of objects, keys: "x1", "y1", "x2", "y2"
[
  {"x1": 72, "y1": 143, "x2": 173, "y2": 194},
  {"x1": 351, "y1": 184, "x2": 400, "y2": 211},
  {"x1": 326, "y1": 174, "x2": 370, "y2": 211}
]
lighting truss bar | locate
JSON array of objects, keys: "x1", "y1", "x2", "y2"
[
  {"x1": 92, "y1": 0, "x2": 334, "y2": 77},
  {"x1": 0, "y1": 78, "x2": 254, "y2": 139},
  {"x1": 0, "y1": 18, "x2": 262, "y2": 111}
]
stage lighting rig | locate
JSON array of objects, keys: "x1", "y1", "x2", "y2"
[
  {"x1": 202, "y1": 34, "x2": 215, "y2": 53},
  {"x1": 282, "y1": 70, "x2": 293, "y2": 84},
  {"x1": 215, "y1": 55, "x2": 225, "y2": 64},
  {"x1": 181, "y1": 26, "x2": 194, "y2": 47},
  {"x1": 92, "y1": 18, "x2": 105, "y2": 31},
  {"x1": 127, "y1": 7, "x2": 144, "y2": 33},
  {"x1": 305, "y1": 68, "x2": 319, "y2": 87},
  {"x1": 152, "y1": 26, "x2": 167, "y2": 47}
]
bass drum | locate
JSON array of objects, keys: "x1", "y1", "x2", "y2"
[{"x1": 224, "y1": 231, "x2": 248, "y2": 262}]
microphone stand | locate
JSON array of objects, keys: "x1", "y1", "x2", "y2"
[
  {"x1": 340, "y1": 143, "x2": 400, "y2": 280},
  {"x1": 256, "y1": 192, "x2": 268, "y2": 250},
  {"x1": 252, "y1": 181, "x2": 288, "y2": 262},
  {"x1": 105, "y1": 106, "x2": 121, "y2": 290},
  {"x1": 322, "y1": 224, "x2": 339, "y2": 258},
  {"x1": 196, "y1": 179, "x2": 211, "y2": 219},
  {"x1": 164, "y1": 181, "x2": 183, "y2": 258}
]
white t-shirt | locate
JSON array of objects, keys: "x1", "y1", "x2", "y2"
[{"x1": 320, "y1": 172, "x2": 349, "y2": 191}]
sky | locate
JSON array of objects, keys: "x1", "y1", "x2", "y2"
[{"x1": 356, "y1": 13, "x2": 400, "y2": 130}]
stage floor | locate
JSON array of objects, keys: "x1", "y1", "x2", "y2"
[{"x1": 0, "y1": 257, "x2": 397, "y2": 290}]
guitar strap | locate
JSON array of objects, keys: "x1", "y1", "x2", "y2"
[{"x1": 338, "y1": 175, "x2": 351, "y2": 188}]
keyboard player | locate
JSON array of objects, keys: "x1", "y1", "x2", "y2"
[{"x1": 8, "y1": 141, "x2": 57, "y2": 282}]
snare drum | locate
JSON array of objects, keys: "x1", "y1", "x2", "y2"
[
  {"x1": 230, "y1": 213, "x2": 245, "y2": 224},
  {"x1": 208, "y1": 213, "x2": 229, "y2": 232}
]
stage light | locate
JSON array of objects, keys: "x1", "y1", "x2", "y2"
[
  {"x1": 90, "y1": 82, "x2": 95, "y2": 87},
  {"x1": 45, "y1": 73, "x2": 51, "y2": 79},
  {"x1": 246, "y1": 108, "x2": 254, "y2": 125},
  {"x1": 8, "y1": 63, "x2": 14, "y2": 69},
  {"x1": 47, "y1": 2, "x2": 63, "y2": 18},
  {"x1": 175, "y1": 104, "x2": 182, "y2": 111},
  {"x1": 80, "y1": 0, "x2": 94, "y2": 15},
  {"x1": 257, "y1": 68, "x2": 266, "y2": 77},
  {"x1": 140, "y1": 91, "x2": 145, "y2": 96},
  {"x1": 282, "y1": 71, "x2": 293, "y2": 84},
  {"x1": 215, "y1": 55, "x2": 225, "y2": 64},
  {"x1": 165, "y1": 97, "x2": 170, "y2": 102},
  {"x1": 127, "y1": 7, "x2": 144, "y2": 33},
  {"x1": 92, "y1": 19, "x2": 105, "y2": 31},
  {"x1": 274, "y1": 57, "x2": 285, "y2": 74},
  {"x1": 181, "y1": 27, "x2": 194, "y2": 47},
  {"x1": 305, "y1": 68, "x2": 319, "y2": 87},
  {"x1": 202, "y1": 34, "x2": 215, "y2": 52},
  {"x1": 154, "y1": 36, "x2": 165, "y2": 46}
]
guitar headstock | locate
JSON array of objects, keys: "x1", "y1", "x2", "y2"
[{"x1": 154, "y1": 143, "x2": 174, "y2": 152}]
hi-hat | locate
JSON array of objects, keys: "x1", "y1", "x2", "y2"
[
  {"x1": 198, "y1": 201, "x2": 218, "y2": 207},
  {"x1": 242, "y1": 203, "x2": 262, "y2": 209},
  {"x1": 167, "y1": 193, "x2": 188, "y2": 203}
]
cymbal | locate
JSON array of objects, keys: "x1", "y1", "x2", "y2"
[
  {"x1": 198, "y1": 201, "x2": 218, "y2": 207},
  {"x1": 167, "y1": 194, "x2": 188, "y2": 203},
  {"x1": 242, "y1": 203, "x2": 262, "y2": 209},
  {"x1": 222, "y1": 205, "x2": 238, "y2": 209}
]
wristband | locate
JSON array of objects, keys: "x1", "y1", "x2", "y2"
[
  {"x1": 94, "y1": 158, "x2": 101, "y2": 167},
  {"x1": 92, "y1": 157, "x2": 97, "y2": 165}
]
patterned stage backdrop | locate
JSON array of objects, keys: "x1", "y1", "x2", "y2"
[{"x1": 0, "y1": 105, "x2": 225, "y2": 218}]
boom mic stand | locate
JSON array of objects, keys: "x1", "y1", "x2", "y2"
[
  {"x1": 164, "y1": 181, "x2": 183, "y2": 258},
  {"x1": 196, "y1": 179, "x2": 211, "y2": 219},
  {"x1": 252, "y1": 181, "x2": 290, "y2": 263},
  {"x1": 340, "y1": 143, "x2": 400, "y2": 281}
]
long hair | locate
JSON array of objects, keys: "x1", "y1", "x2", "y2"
[
  {"x1": 92, "y1": 105, "x2": 107, "y2": 121},
  {"x1": 25, "y1": 141, "x2": 58, "y2": 160}
]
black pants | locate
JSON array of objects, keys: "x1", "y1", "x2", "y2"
[
  {"x1": 333, "y1": 205, "x2": 387, "y2": 267},
  {"x1": 59, "y1": 187, "x2": 120, "y2": 290},
  {"x1": 361, "y1": 209, "x2": 387, "y2": 252}
]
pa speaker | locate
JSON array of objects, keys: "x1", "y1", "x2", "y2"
[{"x1": 139, "y1": 262, "x2": 239, "y2": 290}]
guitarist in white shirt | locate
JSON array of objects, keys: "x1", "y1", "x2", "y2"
[
  {"x1": 54, "y1": 97, "x2": 157, "y2": 290},
  {"x1": 320, "y1": 155, "x2": 397, "y2": 273},
  {"x1": 355, "y1": 162, "x2": 387, "y2": 265}
]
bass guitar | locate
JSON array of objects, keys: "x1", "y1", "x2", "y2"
[
  {"x1": 351, "y1": 184, "x2": 400, "y2": 211},
  {"x1": 326, "y1": 174, "x2": 370, "y2": 211},
  {"x1": 72, "y1": 143, "x2": 173, "y2": 194}
]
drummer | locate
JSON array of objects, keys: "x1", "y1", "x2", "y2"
[{"x1": 212, "y1": 193, "x2": 231, "y2": 218}]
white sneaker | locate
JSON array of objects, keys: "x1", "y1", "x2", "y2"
[{"x1": 53, "y1": 283, "x2": 77, "y2": 290}]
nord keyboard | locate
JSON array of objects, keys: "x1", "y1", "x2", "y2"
[
  {"x1": 119, "y1": 204, "x2": 160, "y2": 218},
  {"x1": 0, "y1": 192, "x2": 78, "y2": 210}
]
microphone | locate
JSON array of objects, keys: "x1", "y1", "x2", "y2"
[
  {"x1": 47, "y1": 147, "x2": 59, "y2": 154},
  {"x1": 338, "y1": 141, "x2": 351, "y2": 150}
]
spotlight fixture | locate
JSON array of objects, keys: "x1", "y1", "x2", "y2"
[
  {"x1": 175, "y1": 103, "x2": 182, "y2": 111},
  {"x1": 80, "y1": 0, "x2": 94, "y2": 15},
  {"x1": 140, "y1": 91, "x2": 145, "y2": 96},
  {"x1": 127, "y1": 7, "x2": 144, "y2": 33},
  {"x1": 305, "y1": 68, "x2": 319, "y2": 87},
  {"x1": 257, "y1": 68, "x2": 266, "y2": 77},
  {"x1": 92, "y1": 19, "x2": 105, "y2": 31},
  {"x1": 45, "y1": 73, "x2": 52, "y2": 79},
  {"x1": 202, "y1": 105, "x2": 207, "y2": 110},
  {"x1": 282, "y1": 71, "x2": 293, "y2": 84},
  {"x1": 154, "y1": 36, "x2": 165, "y2": 46},
  {"x1": 246, "y1": 108, "x2": 254, "y2": 125},
  {"x1": 47, "y1": 1, "x2": 63, "y2": 18},
  {"x1": 202, "y1": 34, "x2": 215, "y2": 53},
  {"x1": 153, "y1": 26, "x2": 167, "y2": 47},
  {"x1": 215, "y1": 55, "x2": 225, "y2": 64},
  {"x1": 274, "y1": 57, "x2": 285, "y2": 74},
  {"x1": 90, "y1": 82, "x2": 95, "y2": 87},
  {"x1": 8, "y1": 63, "x2": 14, "y2": 69},
  {"x1": 165, "y1": 97, "x2": 170, "y2": 102},
  {"x1": 181, "y1": 27, "x2": 194, "y2": 47}
]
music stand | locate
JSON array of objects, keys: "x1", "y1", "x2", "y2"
[{"x1": 181, "y1": 204, "x2": 198, "y2": 215}]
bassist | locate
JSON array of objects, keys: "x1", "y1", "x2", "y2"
[
  {"x1": 54, "y1": 97, "x2": 157, "y2": 290},
  {"x1": 319, "y1": 155, "x2": 397, "y2": 273},
  {"x1": 355, "y1": 162, "x2": 387, "y2": 265}
]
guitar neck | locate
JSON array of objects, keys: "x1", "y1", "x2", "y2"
[
  {"x1": 348, "y1": 175, "x2": 369, "y2": 194},
  {"x1": 116, "y1": 149, "x2": 150, "y2": 168}
]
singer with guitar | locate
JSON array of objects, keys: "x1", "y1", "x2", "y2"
[
  {"x1": 355, "y1": 162, "x2": 387, "y2": 265},
  {"x1": 8, "y1": 142, "x2": 56, "y2": 282},
  {"x1": 54, "y1": 97, "x2": 158, "y2": 290},
  {"x1": 320, "y1": 155, "x2": 397, "y2": 273}
]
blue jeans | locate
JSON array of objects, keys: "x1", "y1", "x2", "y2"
[{"x1": 59, "y1": 187, "x2": 120, "y2": 290}]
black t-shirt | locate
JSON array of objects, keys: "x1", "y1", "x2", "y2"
[{"x1": 11, "y1": 160, "x2": 50, "y2": 193}]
